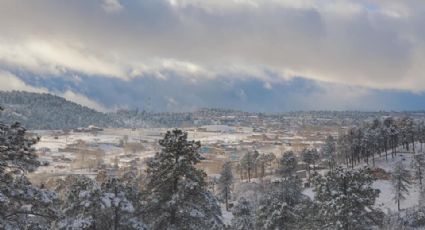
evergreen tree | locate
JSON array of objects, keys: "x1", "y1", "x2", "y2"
[
  {"x1": 256, "y1": 176, "x2": 311, "y2": 230},
  {"x1": 0, "y1": 106, "x2": 60, "y2": 229},
  {"x1": 399, "y1": 117, "x2": 415, "y2": 152},
  {"x1": 240, "y1": 151, "x2": 257, "y2": 182},
  {"x1": 392, "y1": 161, "x2": 411, "y2": 211},
  {"x1": 143, "y1": 129, "x2": 223, "y2": 230},
  {"x1": 417, "y1": 121, "x2": 425, "y2": 153},
  {"x1": 231, "y1": 197, "x2": 254, "y2": 230},
  {"x1": 322, "y1": 135, "x2": 336, "y2": 172},
  {"x1": 55, "y1": 174, "x2": 146, "y2": 230},
  {"x1": 302, "y1": 148, "x2": 319, "y2": 183},
  {"x1": 55, "y1": 175, "x2": 102, "y2": 229},
  {"x1": 413, "y1": 154, "x2": 425, "y2": 190},
  {"x1": 217, "y1": 162, "x2": 233, "y2": 211},
  {"x1": 277, "y1": 151, "x2": 298, "y2": 178},
  {"x1": 256, "y1": 153, "x2": 275, "y2": 179},
  {"x1": 313, "y1": 167, "x2": 383, "y2": 230}
]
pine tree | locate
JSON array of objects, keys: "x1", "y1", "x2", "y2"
[
  {"x1": 256, "y1": 153, "x2": 275, "y2": 179},
  {"x1": 302, "y1": 148, "x2": 319, "y2": 183},
  {"x1": 413, "y1": 154, "x2": 425, "y2": 190},
  {"x1": 277, "y1": 151, "x2": 298, "y2": 178},
  {"x1": 383, "y1": 117, "x2": 398, "y2": 159},
  {"x1": 55, "y1": 175, "x2": 102, "y2": 229},
  {"x1": 240, "y1": 151, "x2": 257, "y2": 182},
  {"x1": 392, "y1": 161, "x2": 411, "y2": 211},
  {"x1": 313, "y1": 167, "x2": 383, "y2": 230},
  {"x1": 143, "y1": 129, "x2": 223, "y2": 230},
  {"x1": 322, "y1": 135, "x2": 336, "y2": 172},
  {"x1": 231, "y1": 197, "x2": 254, "y2": 230},
  {"x1": 99, "y1": 177, "x2": 146, "y2": 230},
  {"x1": 217, "y1": 161, "x2": 233, "y2": 211},
  {"x1": 256, "y1": 175, "x2": 311, "y2": 230},
  {"x1": 0, "y1": 106, "x2": 60, "y2": 229},
  {"x1": 399, "y1": 117, "x2": 415, "y2": 152},
  {"x1": 55, "y1": 174, "x2": 146, "y2": 230},
  {"x1": 417, "y1": 121, "x2": 425, "y2": 153}
]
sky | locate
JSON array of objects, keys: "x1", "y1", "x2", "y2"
[{"x1": 0, "y1": 0, "x2": 425, "y2": 112}]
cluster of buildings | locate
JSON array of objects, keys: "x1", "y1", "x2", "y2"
[{"x1": 32, "y1": 111, "x2": 348, "y2": 183}]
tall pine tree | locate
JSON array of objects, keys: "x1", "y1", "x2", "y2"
[
  {"x1": 277, "y1": 151, "x2": 298, "y2": 178},
  {"x1": 143, "y1": 129, "x2": 223, "y2": 230},
  {"x1": 392, "y1": 161, "x2": 411, "y2": 211},
  {"x1": 313, "y1": 167, "x2": 383, "y2": 230},
  {"x1": 322, "y1": 135, "x2": 336, "y2": 172},
  {"x1": 231, "y1": 197, "x2": 254, "y2": 230},
  {"x1": 217, "y1": 161, "x2": 233, "y2": 211},
  {"x1": 0, "y1": 106, "x2": 60, "y2": 229}
]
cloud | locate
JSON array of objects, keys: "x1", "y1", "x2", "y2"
[
  {"x1": 0, "y1": 71, "x2": 48, "y2": 93},
  {"x1": 0, "y1": 0, "x2": 424, "y2": 93},
  {"x1": 61, "y1": 90, "x2": 108, "y2": 112},
  {"x1": 18, "y1": 73, "x2": 396, "y2": 112},
  {"x1": 0, "y1": 71, "x2": 107, "y2": 112},
  {"x1": 0, "y1": 39, "x2": 126, "y2": 77},
  {"x1": 102, "y1": 0, "x2": 123, "y2": 13}
]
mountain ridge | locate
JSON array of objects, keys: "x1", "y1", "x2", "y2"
[{"x1": 0, "y1": 91, "x2": 117, "y2": 129}]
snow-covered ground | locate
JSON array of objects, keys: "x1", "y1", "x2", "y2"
[
  {"x1": 303, "y1": 144, "x2": 423, "y2": 213},
  {"x1": 373, "y1": 148, "x2": 420, "y2": 213},
  {"x1": 220, "y1": 205, "x2": 234, "y2": 226},
  {"x1": 375, "y1": 179, "x2": 420, "y2": 212}
]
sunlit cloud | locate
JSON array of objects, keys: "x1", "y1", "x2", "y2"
[{"x1": 0, "y1": 0, "x2": 424, "y2": 110}]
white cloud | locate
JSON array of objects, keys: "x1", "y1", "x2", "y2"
[
  {"x1": 263, "y1": 82, "x2": 273, "y2": 90},
  {"x1": 0, "y1": 71, "x2": 48, "y2": 93},
  {"x1": 0, "y1": 0, "x2": 424, "y2": 91},
  {"x1": 0, "y1": 39, "x2": 126, "y2": 78},
  {"x1": 61, "y1": 90, "x2": 108, "y2": 112},
  {"x1": 102, "y1": 0, "x2": 123, "y2": 13},
  {"x1": 0, "y1": 71, "x2": 107, "y2": 112}
]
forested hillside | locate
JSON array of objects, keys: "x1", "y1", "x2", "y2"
[{"x1": 0, "y1": 91, "x2": 117, "y2": 129}]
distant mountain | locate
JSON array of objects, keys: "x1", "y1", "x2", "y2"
[
  {"x1": 2, "y1": 91, "x2": 424, "y2": 130},
  {"x1": 0, "y1": 91, "x2": 117, "y2": 130}
]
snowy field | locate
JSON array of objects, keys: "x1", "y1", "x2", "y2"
[
  {"x1": 303, "y1": 146, "x2": 423, "y2": 213},
  {"x1": 373, "y1": 149, "x2": 421, "y2": 213},
  {"x1": 30, "y1": 127, "x2": 265, "y2": 178}
]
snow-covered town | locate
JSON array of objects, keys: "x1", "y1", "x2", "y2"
[
  {"x1": 31, "y1": 124, "x2": 327, "y2": 179},
  {"x1": 8, "y1": 110, "x2": 425, "y2": 229}
]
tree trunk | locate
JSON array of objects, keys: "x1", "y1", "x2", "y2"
[
  {"x1": 261, "y1": 164, "x2": 265, "y2": 178},
  {"x1": 114, "y1": 187, "x2": 119, "y2": 230},
  {"x1": 412, "y1": 135, "x2": 416, "y2": 154},
  {"x1": 398, "y1": 198, "x2": 400, "y2": 211},
  {"x1": 385, "y1": 148, "x2": 388, "y2": 161},
  {"x1": 307, "y1": 165, "x2": 311, "y2": 183},
  {"x1": 225, "y1": 188, "x2": 229, "y2": 211},
  {"x1": 239, "y1": 166, "x2": 243, "y2": 180},
  {"x1": 413, "y1": 137, "x2": 416, "y2": 153},
  {"x1": 170, "y1": 174, "x2": 179, "y2": 226},
  {"x1": 114, "y1": 207, "x2": 119, "y2": 230}
]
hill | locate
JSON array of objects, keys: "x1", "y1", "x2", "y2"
[{"x1": 0, "y1": 91, "x2": 117, "y2": 129}]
